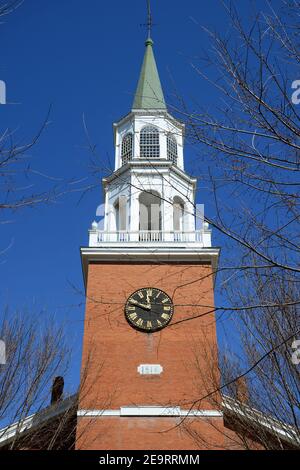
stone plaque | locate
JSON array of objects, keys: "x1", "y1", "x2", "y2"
[{"x1": 137, "y1": 364, "x2": 163, "y2": 375}]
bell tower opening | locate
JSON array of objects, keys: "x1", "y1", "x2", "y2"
[
  {"x1": 173, "y1": 196, "x2": 185, "y2": 232},
  {"x1": 139, "y1": 190, "x2": 162, "y2": 241},
  {"x1": 114, "y1": 195, "x2": 127, "y2": 232}
]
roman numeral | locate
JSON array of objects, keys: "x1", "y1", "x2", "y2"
[
  {"x1": 162, "y1": 297, "x2": 169, "y2": 303},
  {"x1": 146, "y1": 289, "x2": 153, "y2": 297},
  {"x1": 128, "y1": 306, "x2": 136, "y2": 311},
  {"x1": 146, "y1": 321, "x2": 152, "y2": 329},
  {"x1": 164, "y1": 306, "x2": 171, "y2": 311},
  {"x1": 161, "y1": 313, "x2": 170, "y2": 320},
  {"x1": 136, "y1": 318, "x2": 143, "y2": 327},
  {"x1": 128, "y1": 312, "x2": 138, "y2": 320},
  {"x1": 138, "y1": 292, "x2": 144, "y2": 299}
]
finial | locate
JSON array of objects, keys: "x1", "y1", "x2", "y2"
[
  {"x1": 141, "y1": 0, "x2": 155, "y2": 44},
  {"x1": 146, "y1": 0, "x2": 153, "y2": 39}
]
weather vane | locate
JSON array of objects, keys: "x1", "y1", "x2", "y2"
[
  {"x1": 146, "y1": 0, "x2": 153, "y2": 38},
  {"x1": 141, "y1": 0, "x2": 155, "y2": 39}
]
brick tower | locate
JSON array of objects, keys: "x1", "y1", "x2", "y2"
[{"x1": 76, "y1": 20, "x2": 223, "y2": 450}]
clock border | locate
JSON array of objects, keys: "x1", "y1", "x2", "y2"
[{"x1": 124, "y1": 287, "x2": 174, "y2": 333}]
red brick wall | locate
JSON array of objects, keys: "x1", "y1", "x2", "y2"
[
  {"x1": 76, "y1": 262, "x2": 225, "y2": 450},
  {"x1": 76, "y1": 416, "x2": 225, "y2": 450}
]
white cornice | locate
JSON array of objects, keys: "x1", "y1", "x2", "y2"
[
  {"x1": 80, "y1": 246, "x2": 220, "y2": 290},
  {"x1": 113, "y1": 110, "x2": 185, "y2": 131},
  {"x1": 102, "y1": 160, "x2": 197, "y2": 186}
]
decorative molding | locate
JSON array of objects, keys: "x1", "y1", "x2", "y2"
[
  {"x1": 77, "y1": 407, "x2": 223, "y2": 418},
  {"x1": 113, "y1": 110, "x2": 185, "y2": 133},
  {"x1": 103, "y1": 160, "x2": 196, "y2": 186},
  {"x1": 81, "y1": 247, "x2": 220, "y2": 258},
  {"x1": 80, "y1": 247, "x2": 220, "y2": 290}
]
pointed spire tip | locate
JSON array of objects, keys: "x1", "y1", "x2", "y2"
[{"x1": 132, "y1": 0, "x2": 166, "y2": 111}]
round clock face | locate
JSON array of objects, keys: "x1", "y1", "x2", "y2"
[{"x1": 125, "y1": 287, "x2": 174, "y2": 332}]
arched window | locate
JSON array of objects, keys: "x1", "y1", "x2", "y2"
[
  {"x1": 167, "y1": 134, "x2": 178, "y2": 165},
  {"x1": 140, "y1": 126, "x2": 160, "y2": 158},
  {"x1": 121, "y1": 133, "x2": 133, "y2": 165}
]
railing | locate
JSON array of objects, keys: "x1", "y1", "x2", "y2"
[
  {"x1": 92, "y1": 230, "x2": 204, "y2": 243},
  {"x1": 139, "y1": 231, "x2": 162, "y2": 242}
]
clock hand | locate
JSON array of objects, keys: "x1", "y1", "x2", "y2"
[{"x1": 129, "y1": 299, "x2": 151, "y2": 310}]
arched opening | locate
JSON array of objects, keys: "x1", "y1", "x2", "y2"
[
  {"x1": 114, "y1": 195, "x2": 127, "y2": 236},
  {"x1": 140, "y1": 126, "x2": 160, "y2": 159},
  {"x1": 139, "y1": 191, "x2": 162, "y2": 241},
  {"x1": 121, "y1": 133, "x2": 133, "y2": 165},
  {"x1": 173, "y1": 196, "x2": 185, "y2": 239},
  {"x1": 167, "y1": 134, "x2": 178, "y2": 165}
]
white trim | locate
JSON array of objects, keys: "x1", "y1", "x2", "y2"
[
  {"x1": 0, "y1": 394, "x2": 77, "y2": 446},
  {"x1": 77, "y1": 407, "x2": 223, "y2": 418},
  {"x1": 81, "y1": 247, "x2": 220, "y2": 290},
  {"x1": 81, "y1": 247, "x2": 219, "y2": 257},
  {"x1": 0, "y1": 414, "x2": 35, "y2": 444},
  {"x1": 222, "y1": 396, "x2": 300, "y2": 445},
  {"x1": 103, "y1": 161, "x2": 196, "y2": 187},
  {"x1": 113, "y1": 111, "x2": 185, "y2": 136}
]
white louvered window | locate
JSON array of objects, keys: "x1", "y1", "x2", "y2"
[
  {"x1": 140, "y1": 126, "x2": 160, "y2": 158},
  {"x1": 121, "y1": 133, "x2": 133, "y2": 165},
  {"x1": 167, "y1": 134, "x2": 178, "y2": 165}
]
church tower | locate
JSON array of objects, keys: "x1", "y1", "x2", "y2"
[{"x1": 76, "y1": 15, "x2": 223, "y2": 450}]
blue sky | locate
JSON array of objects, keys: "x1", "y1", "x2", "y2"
[{"x1": 0, "y1": 0, "x2": 282, "y2": 393}]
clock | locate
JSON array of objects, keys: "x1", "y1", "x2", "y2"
[{"x1": 125, "y1": 287, "x2": 174, "y2": 332}]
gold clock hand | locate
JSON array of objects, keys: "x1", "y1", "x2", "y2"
[{"x1": 129, "y1": 299, "x2": 151, "y2": 310}]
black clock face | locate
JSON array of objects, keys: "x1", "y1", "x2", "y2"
[{"x1": 125, "y1": 288, "x2": 174, "y2": 332}]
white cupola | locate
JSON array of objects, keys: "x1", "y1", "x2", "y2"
[{"x1": 114, "y1": 37, "x2": 184, "y2": 172}]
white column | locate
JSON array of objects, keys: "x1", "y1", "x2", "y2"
[
  {"x1": 133, "y1": 119, "x2": 139, "y2": 158},
  {"x1": 177, "y1": 133, "x2": 184, "y2": 170},
  {"x1": 103, "y1": 188, "x2": 110, "y2": 232},
  {"x1": 163, "y1": 177, "x2": 174, "y2": 241},
  {"x1": 130, "y1": 175, "x2": 140, "y2": 241}
]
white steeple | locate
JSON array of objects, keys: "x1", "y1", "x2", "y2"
[{"x1": 88, "y1": 28, "x2": 212, "y2": 249}]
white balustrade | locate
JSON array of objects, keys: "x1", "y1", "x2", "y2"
[
  {"x1": 139, "y1": 231, "x2": 162, "y2": 242},
  {"x1": 89, "y1": 230, "x2": 207, "y2": 245}
]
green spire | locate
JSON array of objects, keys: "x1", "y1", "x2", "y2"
[{"x1": 132, "y1": 38, "x2": 167, "y2": 111}]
